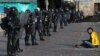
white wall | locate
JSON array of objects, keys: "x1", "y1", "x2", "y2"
[{"x1": 94, "y1": 0, "x2": 100, "y2": 3}]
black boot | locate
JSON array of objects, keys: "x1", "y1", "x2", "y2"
[
  {"x1": 40, "y1": 38, "x2": 45, "y2": 41},
  {"x1": 25, "y1": 43, "x2": 31, "y2": 46},
  {"x1": 43, "y1": 33, "x2": 47, "y2": 36},
  {"x1": 60, "y1": 27, "x2": 64, "y2": 29},
  {"x1": 47, "y1": 34, "x2": 51, "y2": 36},
  {"x1": 32, "y1": 42, "x2": 39, "y2": 45},
  {"x1": 53, "y1": 30, "x2": 57, "y2": 32},
  {"x1": 17, "y1": 48, "x2": 23, "y2": 53}
]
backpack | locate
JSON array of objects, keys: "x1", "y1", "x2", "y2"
[{"x1": 0, "y1": 17, "x2": 8, "y2": 30}]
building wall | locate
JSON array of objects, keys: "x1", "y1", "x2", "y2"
[
  {"x1": 79, "y1": 0, "x2": 100, "y2": 16},
  {"x1": 94, "y1": 0, "x2": 100, "y2": 3},
  {"x1": 64, "y1": 0, "x2": 100, "y2": 16},
  {"x1": 79, "y1": 0, "x2": 94, "y2": 16}
]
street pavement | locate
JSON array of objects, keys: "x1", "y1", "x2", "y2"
[{"x1": 0, "y1": 22, "x2": 100, "y2": 56}]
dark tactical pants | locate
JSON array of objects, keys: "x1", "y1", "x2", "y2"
[
  {"x1": 7, "y1": 31, "x2": 19, "y2": 56},
  {"x1": 49, "y1": 18, "x2": 53, "y2": 28},
  {"x1": 43, "y1": 21, "x2": 51, "y2": 36},
  {"x1": 63, "y1": 14, "x2": 68, "y2": 26},
  {"x1": 35, "y1": 24, "x2": 44, "y2": 40},
  {"x1": 52, "y1": 15, "x2": 58, "y2": 32},
  {"x1": 53, "y1": 21, "x2": 57, "y2": 32},
  {"x1": 59, "y1": 15, "x2": 64, "y2": 29},
  {"x1": 25, "y1": 29, "x2": 36, "y2": 44},
  {"x1": 67, "y1": 13, "x2": 71, "y2": 24}
]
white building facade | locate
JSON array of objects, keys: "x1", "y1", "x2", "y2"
[{"x1": 64, "y1": 0, "x2": 100, "y2": 16}]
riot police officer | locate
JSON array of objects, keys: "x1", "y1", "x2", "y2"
[
  {"x1": 52, "y1": 9, "x2": 58, "y2": 32},
  {"x1": 59, "y1": 8, "x2": 65, "y2": 29},
  {"x1": 2, "y1": 7, "x2": 22, "y2": 56},
  {"x1": 34, "y1": 8, "x2": 45, "y2": 41},
  {"x1": 69, "y1": 10, "x2": 74, "y2": 23},
  {"x1": 42, "y1": 10, "x2": 51, "y2": 36},
  {"x1": 67, "y1": 10, "x2": 71, "y2": 24},
  {"x1": 48, "y1": 9, "x2": 53, "y2": 28},
  {"x1": 63, "y1": 8, "x2": 69, "y2": 26},
  {"x1": 24, "y1": 11, "x2": 38, "y2": 46}
]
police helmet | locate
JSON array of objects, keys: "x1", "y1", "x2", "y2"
[{"x1": 9, "y1": 7, "x2": 18, "y2": 16}]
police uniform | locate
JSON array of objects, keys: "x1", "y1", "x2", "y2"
[
  {"x1": 24, "y1": 13, "x2": 38, "y2": 45},
  {"x1": 59, "y1": 9, "x2": 65, "y2": 29},
  {"x1": 52, "y1": 9, "x2": 58, "y2": 32},
  {"x1": 34, "y1": 9, "x2": 45, "y2": 41},
  {"x1": 42, "y1": 10, "x2": 51, "y2": 36},
  {"x1": 6, "y1": 7, "x2": 21, "y2": 56},
  {"x1": 63, "y1": 10, "x2": 68, "y2": 26},
  {"x1": 48, "y1": 9, "x2": 53, "y2": 28}
]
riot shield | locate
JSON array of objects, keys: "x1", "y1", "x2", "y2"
[{"x1": 19, "y1": 12, "x2": 30, "y2": 27}]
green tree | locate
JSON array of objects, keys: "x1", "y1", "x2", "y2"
[{"x1": 64, "y1": 1, "x2": 76, "y2": 10}]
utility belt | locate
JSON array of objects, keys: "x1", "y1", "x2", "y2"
[{"x1": 35, "y1": 17, "x2": 42, "y2": 23}]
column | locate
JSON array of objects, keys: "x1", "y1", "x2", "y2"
[{"x1": 45, "y1": 0, "x2": 49, "y2": 10}]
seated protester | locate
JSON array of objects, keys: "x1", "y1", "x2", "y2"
[{"x1": 80, "y1": 27, "x2": 100, "y2": 48}]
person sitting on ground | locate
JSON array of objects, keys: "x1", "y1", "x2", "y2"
[{"x1": 76, "y1": 27, "x2": 100, "y2": 48}]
